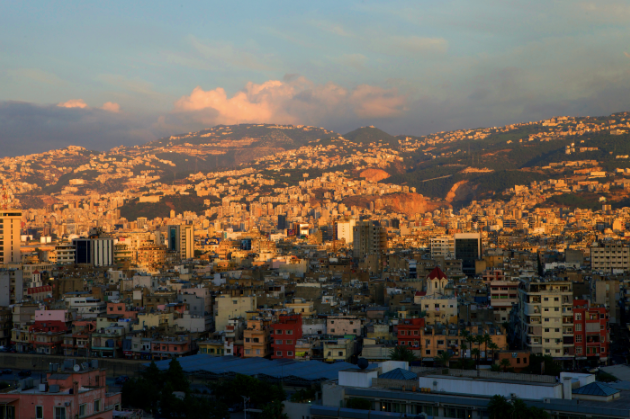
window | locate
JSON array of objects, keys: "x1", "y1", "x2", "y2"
[
  {"x1": 576, "y1": 335, "x2": 582, "y2": 342},
  {"x1": 286, "y1": 340, "x2": 293, "y2": 344},
  {"x1": 276, "y1": 330, "x2": 283, "y2": 335},
  {"x1": 256, "y1": 349, "x2": 260, "y2": 355},
  {"x1": 245, "y1": 349, "x2": 251, "y2": 355},
  {"x1": 400, "y1": 331, "x2": 406, "y2": 336},
  {"x1": 276, "y1": 351, "x2": 282, "y2": 356},
  {"x1": 287, "y1": 351, "x2": 293, "y2": 356},
  {"x1": 36, "y1": 406, "x2": 43, "y2": 419},
  {"x1": 338, "y1": 351, "x2": 343, "y2": 356},
  {"x1": 80, "y1": 405, "x2": 87, "y2": 417},
  {"x1": 331, "y1": 329, "x2": 335, "y2": 333},
  {"x1": 54, "y1": 407, "x2": 65, "y2": 419},
  {"x1": 544, "y1": 328, "x2": 549, "y2": 333},
  {"x1": 554, "y1": 298, "x2": 559, "y2": 302},
  {"x1": 425, "y1": 350, "x2": 431, "y2": 355},
  {"x1": 286, "y1": 330, "x2": 293, "y2": 335},
  {"x1": 576, "y1": 313, "x2": 582, "y2": 320},
  {"x1": 275, "y1": 340, "x2": 282, "y2": 345},
  {"x1": 245, "y1": 338, "x2": 250, "y2": 342},
  {"x1": 94, "y1": 400, "x2": 101, "y2": 412},
  {"x1": 576, "y1": 324, "x2": 582, "y2": 331}
]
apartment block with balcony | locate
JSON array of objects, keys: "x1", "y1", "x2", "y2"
[
  {"x1": 489, "y1": 279, "x2": 519, "y2": 322},
  {"x1": 396, "y1": 318, "x2": 424, "y2": 353},
  {"x1": 573, "y1": 299, "x2": 609, "y2": 363},
  {"x1": 516, "y1": 278, "x2": 574, "y2": 360},
  {"x1": 590, "y1": 242, "x2": 630, "y2": 272}
]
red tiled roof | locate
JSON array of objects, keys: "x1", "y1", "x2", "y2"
[{"x1": 427, "y1": 266, "x2": 447, "y2": 280}]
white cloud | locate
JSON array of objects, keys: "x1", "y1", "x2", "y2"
[
  {"x1": 170, "y1": 76, "x2": 407, "y2": 127},
  {"x1": 57, "y1": 99, "x2": 88, "y2": 109},
  {"x1": 101, "y1": 102, "x2": 121, "y2": 113}
]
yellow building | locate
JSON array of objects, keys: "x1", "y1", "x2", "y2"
[
  {"x1": 198, "y1": 340, "x2": 225, "y2": 356},
  {"x1": 286, "y1": 298, "x2": 316, "y2": 317}
]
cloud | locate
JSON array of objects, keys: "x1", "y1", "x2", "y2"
[
  {"x1": 625, "y1": 52, "x2": 630, "y2": 59},
  {"x1": 0, "y1": 101, "x2": 158, "y2": 157},
  {"x1": 57, "y1": 99, "x2": 88, "y2": 109},
  {"x1": 168, "y1": 77, "x2": 407, "y2": 129},
  {"x1": 14, "y1": 68, "x2": 66, "y2": 86},
  {"x1": 101, "y1": 102, "x2": 121, "y2": 113}
]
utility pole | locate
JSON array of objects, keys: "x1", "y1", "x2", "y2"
[{"x1": 242, "y1": 396, "x2": 250, "y2": 419}]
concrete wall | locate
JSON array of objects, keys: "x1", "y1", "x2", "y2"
[
  {"x1": 0, "y1": 353, "x2": 146, "y2": 377},
  {"x1": 418, "y1": 375, "x2": 563, "y2": 400}
]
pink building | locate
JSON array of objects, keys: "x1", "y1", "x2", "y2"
[
  {"x1": 0, "y1": 361, "x2": 121, "y2": 419},
  {"x1": 105, "y1": 302, "x2": 138, "y2": 320}
]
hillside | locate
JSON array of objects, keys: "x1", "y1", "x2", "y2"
[{"x1": 4, "y1": 112, "x2": 630, "y2": 212}]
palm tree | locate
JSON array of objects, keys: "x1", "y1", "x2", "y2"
[
  {"x1": 460, "y1": 342, "x2": 468, "y2": 362},
  {"x1": 488, "y1": 342, "x2": 499, "y2": 363},
  {"x1": 436, "y1": 351, "x2": 452, "y2": 368},
  {"x1": 482, "y1": 334, "x2": 492, "y2": 362},
  {"x1": 500, "y1": 358, "x2": 512, "y2": 372},
  {"x1": 471, "y1": 348, "x2": 481, "y2": 376}
]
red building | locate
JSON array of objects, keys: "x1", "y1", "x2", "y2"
[
  {"x1": 573, "y1": 299, "x2": 609, "y2": 363},
  {"x1": 30, "y1": 320, "x2": 69, "y2": 355},
  {"x1": 397, "y1": 318, "x2": 425, "y2": 348},
  {"x1": 271, "y1": 314, "x2": 303, "y2": 359}
]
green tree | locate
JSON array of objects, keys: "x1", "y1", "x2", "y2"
[
  {"x1": 436, "y1": 351, "x2": 452, "y2": 368},
  {"x1": 142, "y1": 360, "x2": 163, "y2": 385},
  {"x1": 159, "y1": 383, "x2": 185, "y2": 419},
  {"x1": 487, "y1": 395, "x2": 511, "y2": 419},
  {"x1": 471, "y1": 348, "x2": 481, "y2": 377},
  {"x1": 165, "y1": 358, "x2": 190, "y2": 393},
  {"x1": 500, "y1": 358, "x2": 512, "y2": 372},
  {"x1": 488, "y1": 342, "x2": 499, "y2": 363},
  {"x1": 527, "y1": 354, "x2": 562, "y2": 377},
  {"x1": 481, "y1": 334, "x2": 492, "y2": 362},
  {"x1": 121, "y1": 378, "x2": 160, "y2": 413},
  {"x1": 261, "y1": 400, "x2": 288, "y2": 419},
  {"x1": 389, "y1": 346, "x2": 417, "y2": 362}
]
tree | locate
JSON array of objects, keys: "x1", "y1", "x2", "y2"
[
  {"x1": 527, "y1": 354, "x2": 562, "y2": 377},
  {"x1": 471, "y1": 348, "x2": 481, "y2": 377},
  {"x1": 159, "y1": 383, "x2": 185, "y2": 419},
  {"x1": 487, "y1": 395, "x2": 511, "y2": 419},
  {"x1": 121, "y1": 377, "x2": 160, "y2": 413},
  {"x1": 142, "y1": 360, "x2": 163, "y2": 385},
  {"x1": 389, "y1": 346, "x2": 417, "y2": 362},
  {"x1": 436, "y1": 351, "x2": 452, "y2": 368},
  {"x1": 165, "y1": 358, "x2": 190, "y2": 393},
  {"x1": 481, "y1": 334, "x2": 492, "y2": 362},
  {"x1": 488, "y1": 342, "x2": 499, "y2": 363},
  {"x1": 261, "y1": 400, "x2": 288, "y2": 419},
  {"x1": 460, "y1": 342, "x2": 468, "y2": 361},
  {"x1": 500, "y1": 358, "x2": 512, "y2": 372}
]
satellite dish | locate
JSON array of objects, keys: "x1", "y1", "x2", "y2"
[
  {"x1": 357, "y1": 358, "x2": 369, "y2": 370},
  {"x1": 73, "y1": 364, "x2": 81, "y2": 372}
]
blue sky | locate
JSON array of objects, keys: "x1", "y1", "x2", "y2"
[{"x1": 1, "y1": 0, "x2": 630, "y2": 155}]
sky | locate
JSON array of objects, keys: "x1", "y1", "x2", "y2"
[{"x1": 1, "y1": 0, "x2": 630, "y2": 156}]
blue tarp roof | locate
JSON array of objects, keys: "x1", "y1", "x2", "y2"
[
  {"x1": 573, "y1": 382, "x2": 620, "y2": 397},
  {"x1": 145, "y1": 355, "x2": 373, "y2": 382},
  {"x1": 378, "y1": 368, "x2": 417, "y2": 381}
]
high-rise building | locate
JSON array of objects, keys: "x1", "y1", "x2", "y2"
[
  {"x1": 277, "y1": 214, "x2": 287, "y2": 230},
  {"x1": 166, "y1": 224, "x2": 194, "y2": 260},
  {"x1": 430, "y1": 235, "x2": 455, "y2": 259},
  {"x1": 335, "y1": 219, "x2": 356, "y2": 244},
  {"x1": 0, "y1": 209, "x2": 22, "y2": 264},
  {"x1": 73, "y1": 237, "x2": 114, "y2": 267},
  {"x1": 454, "y1": 232, "x2": 481, "y2": 276},
  {"x1": 352, "y1": 221, "x2": 386, "y2": 260}
]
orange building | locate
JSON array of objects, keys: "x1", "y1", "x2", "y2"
[{"x1": 243, "y1": 312, "x2": 272, "y2": 358}]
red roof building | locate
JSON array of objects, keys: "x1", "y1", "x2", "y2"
[
  {"x1": 573, "y1": 299, "x2": 609, "y2": 362},
  {"x1": 397, "y1": 318, "x2": 425, "y2": 349}
]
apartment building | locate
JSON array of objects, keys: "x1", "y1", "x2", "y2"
[
  {"x1": 271, "y1": 314, "x2": 303, "y2": 359},
  {"x1": 515, "y1": 278, "x2": 575, "y2": 360},
  {"x1": 430, "y1": 235, "x2": 455, "y2": 259},
  {"x1": 352, "y1": 221, "x2": 386, "y2": 260},
  {"x1": 0, "y1": 209, "x2": 22, "y2": 264},
  {"x1": 243, "y1": 313, "x2": 271, "y2": 358},
  {"x1": 489, "y1": 278, "x2": 519, "y2": 322},
  {"x1": 572, "y1": 299, "x2": 609, "y2": 362},
  {"x1": 591, "y1": 242, "x2": 630, "y2": 272}
]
